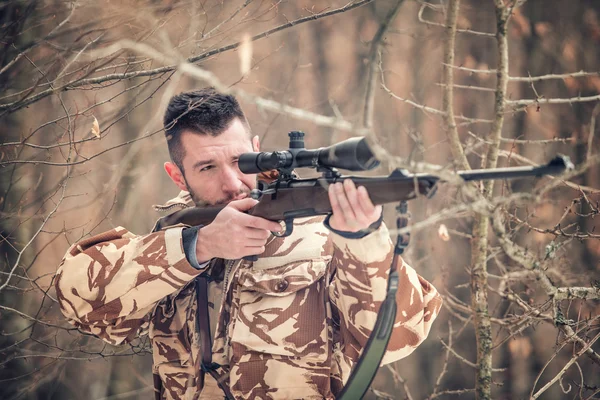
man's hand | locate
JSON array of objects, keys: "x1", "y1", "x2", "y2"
[
  {"x1": 328, "y1": 179, "x2": 382, "y2": 233},
  {"x1": 195, "y1": 198, "x2": 282, "y2": 262}
]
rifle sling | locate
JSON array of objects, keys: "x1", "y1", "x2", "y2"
[
  {"x1": 196, "y1": 274, "x2": 235, "y2": 400},
  {"x1": 337, "y1": 200, "x2": 409, "y2": 400}
]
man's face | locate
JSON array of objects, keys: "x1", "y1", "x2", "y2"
[{"x1": 165, "y1": 118, "x2": 258, "y2": 206}]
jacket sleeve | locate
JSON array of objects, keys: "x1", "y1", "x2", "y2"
[
  {"x1": 327, "y1": 221, "x2": 442, "y2": 365},
  {"x1": 55, "y1": 226, "x2": 203, "y2": 345}
]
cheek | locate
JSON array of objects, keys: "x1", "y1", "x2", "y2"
[
  {"x1": 185, "y1": 172, "x2": 208, "y2": 192},
  {"x1": 242, "y1": 173, "x2": 257, "y2": 189}
]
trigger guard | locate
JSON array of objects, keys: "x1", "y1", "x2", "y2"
[{"x1": 271, "y1": 219, "x2": 293, "y2": 237}]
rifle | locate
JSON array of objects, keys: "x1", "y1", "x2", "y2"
[
  {"x1": 153, "y1": 131, "x2": 572, "y2": 234},
  {"x1": 153, "y1": 131, "x2": 572, "y2": 400}
]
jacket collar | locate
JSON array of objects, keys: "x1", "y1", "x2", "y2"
[{"x1": 153, "y1": 190, "x2": 194, "y2": 212}]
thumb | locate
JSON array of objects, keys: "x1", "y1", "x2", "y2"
[{"x1": 227, "y1": 197, "x2": 258, "y2": 211}]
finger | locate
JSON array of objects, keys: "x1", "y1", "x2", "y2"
[
  {"x1": 334, "y1": 181, "x2": 356, "y2": 222},
  {"x1": 356, "y1": 185, "x2": 377, "y2": 217},
  {"x1": 244, "y1": 227, "x2": 272, "y2": 240},
  {"x1": 343, "y1": 179, "x2": 371, "y2": 225},
  {"x1": 244, "y1": 245, "x2": 266, "y2": 255},
  {"x1": 244, "y1": 237, "x2": 269, "y2": 246},
  {"x1": 328, "y1": 182, "x2": 342, "y2": 217},
  {"x1": 357, "y1": 186, "x2": 381, "y2": 219},
  {"x1": 243, "y1": 215, "x2": 283, "y2": 232},
  {"x1": 228, "y1": 198, "x2": 259, "y2": 211},
  {"x1": 234, "y1": 209, "x2": 281, "y2": 231}
]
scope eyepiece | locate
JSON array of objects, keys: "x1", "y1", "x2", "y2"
[{"x1": 239, "y1": 151, "x2": 293, "y2": 174}]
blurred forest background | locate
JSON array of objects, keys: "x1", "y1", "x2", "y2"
[{"x1": 1, "y1": 0, "x2": 599, "y2": 399}]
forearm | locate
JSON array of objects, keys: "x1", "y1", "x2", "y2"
[{"x1": 328, "y1": 221, "x2": 442, "y2": 363}]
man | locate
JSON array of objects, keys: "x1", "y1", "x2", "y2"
[{"x1": 55, "y1": 87, "x2": 442, "y2": 399}]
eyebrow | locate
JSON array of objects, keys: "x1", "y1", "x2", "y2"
[
  {"x1": 192, "y1": 159, "x2": 215, "y2": 170},
  {"x1": 192, "y1": 155, "x2": 240, "y2": 170}
]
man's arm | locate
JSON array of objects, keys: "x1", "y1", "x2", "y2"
[
  {"x1": 55, "y1": 226, "x2": 203, "y2": 345},
  {"x1": 325, "y1": 179, "x2": 442, "y2": 364},
  {"x1": 327, "y1": 221, "x2": 442, "y2": 365}
]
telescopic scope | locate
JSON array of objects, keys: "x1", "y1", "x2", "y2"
[{"x1": 239, "y1": 131, "x2": 380, "y2": 174}]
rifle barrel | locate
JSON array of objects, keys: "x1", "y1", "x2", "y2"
[{"x1": 437, "y1": 155, "x2": 572, "y2": 182}]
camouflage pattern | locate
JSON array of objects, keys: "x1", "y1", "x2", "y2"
[{"x1": 56, "y1": 191, "x2": 442, "y2": 399}]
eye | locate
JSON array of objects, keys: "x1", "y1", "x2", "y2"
[{"x1": 199, "y1": 165, "x2": 213, "y2": 172}]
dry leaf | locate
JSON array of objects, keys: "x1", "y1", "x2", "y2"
[
  {"x1": 438, "y1": 224, "x2": 450, "y2": 242},
  {"x1": 239, "y1": 33, "x2": 252, "y2": 76},
  {"x1": 91, "y1": 117, "x2": 100, "y2": 138}
]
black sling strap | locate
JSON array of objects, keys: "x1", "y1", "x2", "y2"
[
  {"x1": 337, "y1": 201, "x2": 410, "y2": 399},
  {"x1": 196, "y1": 273, "x2": 235, "y2": 400}
]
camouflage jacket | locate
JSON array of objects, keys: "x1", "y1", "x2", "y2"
[{"x1": 56, "y1": 191, "x2": 442, "y2": 400}]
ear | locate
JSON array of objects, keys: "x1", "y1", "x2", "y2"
[
  {"x1": 164, "y1": 162, "x2": 188, "y2": 192},
  {"x1": 252, "y1": 135, "x2": 260, "y2": 152}
]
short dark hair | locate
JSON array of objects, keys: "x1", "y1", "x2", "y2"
[{"x1": 163, "y1": 87, "x2": 250, "y2": 171}]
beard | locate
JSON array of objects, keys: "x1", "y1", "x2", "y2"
[{"x1": 185, "y1": 183, "x2": 251, "y2": 207}]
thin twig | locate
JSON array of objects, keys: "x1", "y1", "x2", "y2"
[
  {"x1": 417, "y1": 2, "x2": 494, "y2": 37},
  {"x1": 363, "y1": 0, "x2": 405, "y2": 129},
  {"x1": 442, "y1": 0, "x2": 470, "y2": 170},
  {"x1": 509, "y1": 70, "x2": 600, "y2": 82},
  {"x1": 0, "y1": 0, "x2": 374, "y2": 114},
  {"x1": 507, "y1": 93, "x2": 600, "y2": 106},
  {"x1": 588, "y1": 103, "x2": 600, "y2": 161},
  {"x1": 531, "y1": 331, "x2": 600, "y2": 399}
]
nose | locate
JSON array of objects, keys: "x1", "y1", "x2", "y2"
[{"x1": 220, "y1": 165, "x2": 242, "y2": 194}]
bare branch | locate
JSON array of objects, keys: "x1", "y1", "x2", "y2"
[
  {"x1": 428, "y1": 321, "x2": 453, "y2": 400},
  {"x1": 588, "y1": 103, "x2": 600, "y2": 161},
  {"x1": 507, "y1": 93, "x2": 600, "y2": 106},
  {"x1": 385, "y1": 364, "x2": 415, "y2": 400},
  {"x1": 497, "y1": 288, "x2": 600, "y2": 365},
  {"x1": 0, "y1": 3, "x2": 78, "y2": 77},
  {"x1": 0, "y1": 179, "x2": 69, "y2": 293},
  {"x1": 436, "y1": 82, "x2": 496, "y2": 92},
  {"x1": 467, "y1": 131, "x2": 572, "y2": 145},
  {"x1": 554, "y1": 287, "x2": 600, "y2": 300},
  {"x1": 442, "y1": 0, "x2": 470, "y2": 170},
  {"x1": 201, "y1": 0, "x2": 253, "y2": 40},
  {"x1": 470, "y1": 4, "x2": 510, "y2": 398},
  {"x1": 0, "y1": 0, "x2": 374, "y2": 115},
  {"x1": 417, "y1": 2, "x2": 495, "y2": 37},
  {"x1": 509, "y1": 70, "x2": 600, "y2": 82},
  {"x1": 429, "y1": 388, "x2": 476, "y2": 398},
  {"x1": 532, "y1": 331, "x2": 600, "y2": 399},
  {"x1": 443, "y1": 63, "x2": 497, "y2": 75},
  {"x1": 363, "y1": 0, "x2": 405, "y2": 129}
]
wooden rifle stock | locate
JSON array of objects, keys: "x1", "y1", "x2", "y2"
[{"x1": 152, "y1": 175, "x2": 432, "y2": 232}]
